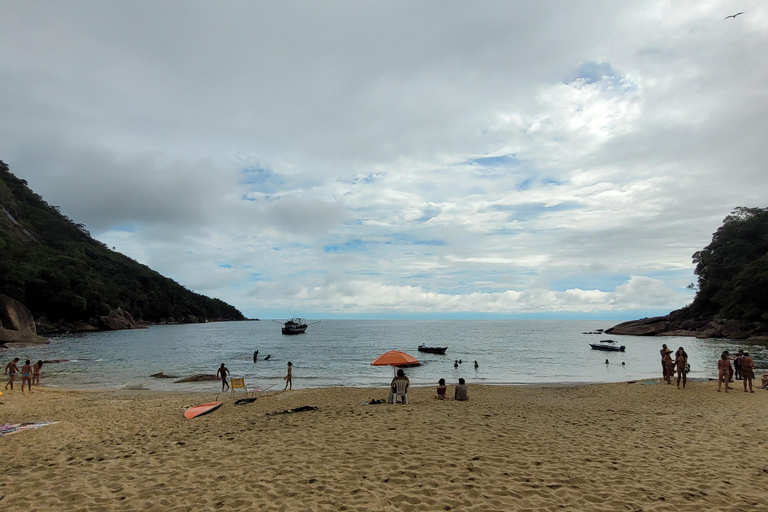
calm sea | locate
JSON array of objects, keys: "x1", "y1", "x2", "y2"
[{"x1": 3, "y1": 320, "x2": 765, "y2": 392}]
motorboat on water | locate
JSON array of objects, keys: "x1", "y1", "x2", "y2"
[
  {"x1": 417, "y1": 344, "x2": 448, "y2": 354},
  {"x1": 273, "y1": 318, "x2": 320, "y2": 335},
  {"x1": 589, "y1": 339, "x2": 625, "y2": 352}
]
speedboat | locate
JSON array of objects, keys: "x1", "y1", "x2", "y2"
[
  {"x1": 417, "y1": 344, "x2": 448, "y2": 354},
  {"x1": 589, "y1": 340, "x2": 625, "y2": 352}
]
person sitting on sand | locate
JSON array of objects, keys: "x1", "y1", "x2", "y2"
[
  {"x1": 741, "y1": 352, "x2": 755, "y2": 393},
  {"x1": 20, "y1": 360, "x2": 33, "y2": 393},
  {"x1": 436, "y1": 378, "x2": 447, "y2": 399},
  {"x1": 675, "y1": 347, "x2": 688, "y2": 389},
  {"x1": 284, "y1": 361, "x2": 292, "y2": 390},
  {"x1": 717, "y1": 352, "x2": 731, "y2": 393},
  {"x1": 33, "y1": 360, "x2": 44, "y2": 385},
  {"x1": 217, "y1": 363, "x2": 230, "y2": 391},
  {"x1": 760, "y1": 374, "x2": 768, "y2": 390},
  {"x1": 455, "y1": 378, "x2": 469, "y2": 401},
  {"x1": 5, "y1": 357, "x2": 20, "y2": 390}
]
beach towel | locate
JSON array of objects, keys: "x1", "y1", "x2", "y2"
[{"x1": 0, "y1": 422, "x2": 59, "y2": 437}]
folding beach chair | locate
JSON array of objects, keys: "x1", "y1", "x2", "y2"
[{"x1": 231, "y1": 377, "x2": 248, "y2": 397}]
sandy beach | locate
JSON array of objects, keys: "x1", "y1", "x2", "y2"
[{"x1": 2, "y1": 381, "x2": 767, "y2": 511}]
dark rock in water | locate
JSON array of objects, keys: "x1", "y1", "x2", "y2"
[
  {"x1": 150, "y1": 372, "x2": 178, "y2": 379},
  {"x1": 174, "y1": 374, "x2": 217, "y2": 383},
  {"x1": 98, "y1": 307, "x2": 144, "y2": 331},
  {"x1": 0, "y1": 294, "x2": 50, "y2": 345}
]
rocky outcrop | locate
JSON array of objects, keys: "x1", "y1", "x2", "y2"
[
  {"x1": 606, "y1": 310, "x2": 768, "y2": 343},
  {"x1": 97, "y1": 307, "x2": 143, "y2": 331},
  {"x1": 0, "y1": 294, "x2": 50, "y2": 345},
  {"x1": 150, "y1": 372, "x2": 178, "y2": 379}
]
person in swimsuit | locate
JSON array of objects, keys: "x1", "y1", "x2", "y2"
[
  {"x1": 675, "y1": 347, "x2": 688, "y2": 389},
  {"x1": 741, "y1": 352, "x2": 755, "y2": 393},
  {"x1": 283, "y1": 361, "x2": 292, "y2": 390},
  {"x1": 20, "y1": 360, "x2": 33, "y2": 393},
  {"x1": 717, "y1": 352, "x2": 731, "y2": 392},
  {"x1": 436, "y1": 378, "x2": 447, "y2": 399},
  {"x1": 733, "y1": 350, "x2": 743, "y2": 380},
  {"x1": 32, "y1": 360, "x2": 44, "y2": 385},
  {"x1": 216, "y1": 363, "x2": 230, "y2": 391},
  {"x1": 5, "y1": 358, "x2": 20, "y2": 390},
  {"x1": 660, "y1": 344, "x2": 672, "y2": 381},
  {"x1": 662, "y1": 349, "x2": 674, "y2": 384}
]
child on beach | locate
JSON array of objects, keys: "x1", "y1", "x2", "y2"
[
  {"x1": 217, "y1": 363, "x2": 230, "y2": 391},
  {"x1": 20, "y1": 360, "x2": 33, "y2": 393},
  {"x1": 33, "y1": 360, "x2": 44, "y2": 385},
  {"x1": 284, "y1": 362, "x2": 292, "y2": 390},
  {"x1": 436, "y1": 378, "x2": 447, "y2": 399},
  {"x1": 5, "y1": 357, "x2": 20, "y2": 390}
]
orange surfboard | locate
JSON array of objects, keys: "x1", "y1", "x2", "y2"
[{"x1": 184, "y1": 401, "x2": 222, "y2": 419}]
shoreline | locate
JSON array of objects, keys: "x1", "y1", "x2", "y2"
[{"x1": 3, "y1": 382, "x2": 767, "y2": 511}]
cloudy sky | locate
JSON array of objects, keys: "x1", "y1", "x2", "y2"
[{"x1": 1, "y1": 1, "x2": 766, "y2": 320}]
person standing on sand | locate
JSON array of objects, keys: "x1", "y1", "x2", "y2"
[
  {"x1": 675, "y1": 347, "x2": 688, "y2": 389},
  {"x1": 5, "y1": 357, "x2": 20, "y2": 390},
  {"x1": 717, "y1": 352, "x2": 731, "y2": 392},
  {"x1": 741, "y1": 352, "x2": 755, "y2": 393},
  {"x1": 284, "y1": 361, "x2": 292, "y2": 390},
  {"x1": 217, "y1": 363, "x2": 230, "y2": 391},
  {"x1": 33, "y1": 360, "x2": 44, "y2": 385},
  {"x1": 20, "y1": 360, "x2": 33, "y2": 393},
  {"x1": 733, "y1": 350, "x2": 743, "y2": 380},
  {"x1": 660, "y1": 344, "x2": 672, "y2": 381},
  {"x1": 662, "y1": 349, "x2": 674, "y2": 384}
]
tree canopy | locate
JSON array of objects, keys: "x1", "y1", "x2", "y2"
[
  {"x1": 688, "y1": 207, "x2": 768, "y2": 323},
  {"x1": 0, "y1": 160, "x2": 245, "y2": 325}
]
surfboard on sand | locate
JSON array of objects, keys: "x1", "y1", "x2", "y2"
[{"x1": 184, "y1": 401, "x2": 223, "y2": 419}]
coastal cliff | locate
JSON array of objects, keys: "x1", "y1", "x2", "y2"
[{"x1": 607, "y1": 207, "x2": 768, "y2": 344}]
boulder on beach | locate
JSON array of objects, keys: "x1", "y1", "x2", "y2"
[
  {"x1": 0, "y1": 294, "x2": 50, "y2": 345},
  {"x1": 174, "y1": 374, "x2": 218, "y2": 383}
]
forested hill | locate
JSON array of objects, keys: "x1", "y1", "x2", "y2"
[
  {"x1": 607, "y1": 207, "x2": 768, "y2": 341},
  {"x1": 0, "y1": 160, "x2": 245, "y2": 330}
]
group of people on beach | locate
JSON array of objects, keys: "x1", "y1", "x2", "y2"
[
  {"x1": 386, "y1": 369, "x2": 469, "y2": 403},
  {"x1": 660, "y1": 344, "x2": 690, "y2": 388},
  {"x1": 4, "y1": 358, "x2": 44, "y2": 393},
  {"x1": 715, "y1": 348, "x2": 760, "y2": 393},
  {"x1": 659, "y1": 343, "x2": 764, "y2": 393}
]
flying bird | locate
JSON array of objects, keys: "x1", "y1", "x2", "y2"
[{"x1": 724, "y1": 12, "x2": 744, "y2": 19}]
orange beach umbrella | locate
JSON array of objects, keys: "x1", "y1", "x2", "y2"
[{"x1": 371, "y1": 350, "x2": 419, "y2": 367}]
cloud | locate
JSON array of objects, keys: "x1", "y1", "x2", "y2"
[{"x1": 1, "y1": 1, "x2": 766, "y2": 318}]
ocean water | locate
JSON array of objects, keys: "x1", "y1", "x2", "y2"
[{"x1": 3, "y1": 320, "x2": 766, "y2": 392}]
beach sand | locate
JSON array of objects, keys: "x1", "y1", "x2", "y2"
[{"x1": 2, "y1": 381, "x2": 767, "y2": 511}]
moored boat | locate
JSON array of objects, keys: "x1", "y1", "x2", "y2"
[
  {"x1": 273, "y1": 318, "x2": 320, "y2": 335},
  {"x1": 589, "y1": 340, "x2": 625, "y2": 352},
  {"x1": 418, "y1": 344, "x2": 448, "y2": 354}
]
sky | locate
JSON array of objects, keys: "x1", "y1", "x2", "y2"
[{"x1": 1, "y1": 1, "x2": 766, "y2": 320}]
